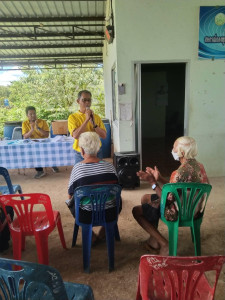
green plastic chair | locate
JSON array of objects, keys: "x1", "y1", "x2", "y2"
[{"x1": 160, "y1": 182, "x2": 212, "y2": 256}]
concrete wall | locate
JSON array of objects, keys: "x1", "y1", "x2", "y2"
[{"x1": 103, "y1": 0, "x2": 225, "y2": 176}]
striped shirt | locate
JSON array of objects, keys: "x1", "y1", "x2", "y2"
[{"x1": 68, "y1": 160, "x2": 118, "y2": 211}]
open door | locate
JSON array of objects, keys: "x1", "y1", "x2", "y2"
[{"x1": 135, "y1": 63, "x2": 186, "y2": 177}]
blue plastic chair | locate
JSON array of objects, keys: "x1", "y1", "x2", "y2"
[
  {"x1": 0, "y1": 258, "x2": 94, "y2": 300},
  {"x1": 0, "y1": 167, "x2": 23, "y2": 195},
  {"x1": 72, "y1": 184, "x2": 122, "y2": 273}
]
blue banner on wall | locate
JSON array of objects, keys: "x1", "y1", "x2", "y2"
[{"x1": 198, "y1": 6, "x2": 225, "y2": 59}]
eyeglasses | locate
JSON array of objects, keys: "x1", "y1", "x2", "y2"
[{"x1": 81, "y1": 98, "x2": 92, "y2": 103}]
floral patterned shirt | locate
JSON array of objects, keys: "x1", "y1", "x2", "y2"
[
  {"x1": 165, "y1": 159, "x2": 209, "y2": 221},
  {"x1": 170, "y1": 159, "x2": 208, "y2": 184}
]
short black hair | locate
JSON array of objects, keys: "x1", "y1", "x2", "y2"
[
  {"x1": 26, "y1": 106, "x2": 36, "y2": 115},
  {"x1": 77, "y1": 90, "x2": 92, "y2": 99}
]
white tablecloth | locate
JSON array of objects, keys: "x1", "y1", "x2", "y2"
[{"x1": 0, "y1": 137, "x2": 75, "y2": 169}]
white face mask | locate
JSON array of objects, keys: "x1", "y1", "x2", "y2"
[{"x1": 171, "y1": 150, "x2": 180, "y2": 161}]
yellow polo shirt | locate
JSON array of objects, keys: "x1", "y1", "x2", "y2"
[
  {"x1": 22, "y1": 119, "x2": 49, "y2": 139},
  {"x1": 68, "y1": 110, "x2": 106, "y2": 152}
]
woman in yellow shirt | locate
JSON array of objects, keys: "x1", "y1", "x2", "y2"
[
  {"x1": 22, "y1": 106, "x2": 49, "y2": 140},
  {"x1": 22, "y1": 106, "x2": 58, "y2": 178}
]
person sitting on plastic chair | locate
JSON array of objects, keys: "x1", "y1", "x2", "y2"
[
  {"x1": 22, "y1": 106, "x2": 59, "y2": 178},
  {"x1": 0, "y1": 192, "x2": 14, "y2": 253},
  {"x1": 67, "y1": 131, "x2": 122, "y2": 245},
  {"x1": 132, "y1": 136, "x2": 209, "y2": 256}
]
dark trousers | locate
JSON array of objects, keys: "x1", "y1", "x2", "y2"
[{"x1": 0, "y1": 207, "x2": 14, "y2": 252}]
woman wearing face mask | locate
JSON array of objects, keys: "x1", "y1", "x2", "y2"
[{"x1": 132, "y1": 136, "x2": 209, "y2": 256}]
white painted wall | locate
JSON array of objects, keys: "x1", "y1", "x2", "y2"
[
  {"x1": 103, "y1": 0, "x2": 225, "y2": 176},
  {"x1": 103, "y1": 39, "x2": 120, "y2": 151},
  {"x1": 103, "y1": 0, "x2": 120, "y2": 151}
]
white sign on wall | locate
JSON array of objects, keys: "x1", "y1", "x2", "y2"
[{"x1": 119, "y1": 103, "x2": 132, "y2": 121}]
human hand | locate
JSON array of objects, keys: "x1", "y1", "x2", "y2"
[
  {"x1": 146, "y1": 166, "x2": 160, "y2": 181},
  {"x1": 85, "y1": 107, "x2": 94, "y2": 122},
  {"x1": 136, "y1": 170, "x2": 156, "y2": 184},
  {"x1": 30, "y1": 122, "x2": 35, "y2": 130},
  {"x1": 35, "y1": 120, "x2": 40, "y2": 130}
]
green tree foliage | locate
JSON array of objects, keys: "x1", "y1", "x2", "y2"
[
  {"x1": 0, "y1": 66, "x2": 105, "y2": 137},
  {"x1": 0, "y1": 85, "x2": 10, "y2": 106}
]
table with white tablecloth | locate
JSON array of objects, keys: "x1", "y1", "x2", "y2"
[{"x1": 0, "y1": 137, "x2": 75, "y2": 169}]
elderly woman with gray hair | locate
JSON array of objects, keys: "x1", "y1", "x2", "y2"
[
  {"x1": 132, "y1": 136, "x2": 209, "y2": 256},
  {"x1": 68, "y1": 132, "x2": 121, "y2": 244}
]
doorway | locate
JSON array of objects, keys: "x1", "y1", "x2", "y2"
[{"x1": 137, "y1": 63, "x2": 186, "y2": 177}]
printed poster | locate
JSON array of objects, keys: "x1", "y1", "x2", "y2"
[{"x1": 198, "y1": 6, "x2": 225, "y2": 59}]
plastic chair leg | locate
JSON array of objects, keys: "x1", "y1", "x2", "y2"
[
  {"x1": 114, "y1": 223, "x2": 120, "y2": 241},
  {"x1": 35, "y1": 233, "x2": 49, "y2": 265},
  {"x1": 81, "y1": 225, "x2": 93, "y2": 273},
  {"x1": 193, "y1": 218, "x2": 202, "y2": 256},
  {"x1": 190, "y1": 227, "x2": 194, "y2": 243},
  {"x1": 72, "y1": 223, "x2": 79, "y2": 247},
  {"x1": 136, "y1": 274, "x2": 142, "y2": 300},
  {"x1": 105, "y1": 223, "x2": 116, "y2": 272},
  {"x1": 21, "y1": 235, "x2": 26, "y2": 251},
  {"x1": 12, "y1": 234, "x2": 22, "y2": 261},
  {"x1": 56, "y1": 216, "x2": 67, "y2": 249},
  {"x1": 168, "y1": 223, "x2": 179, "y2": 256}
]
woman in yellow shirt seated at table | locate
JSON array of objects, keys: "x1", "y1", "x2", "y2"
[{"x1": 22, "y1": 106, "x2": 59, "y2": 179}]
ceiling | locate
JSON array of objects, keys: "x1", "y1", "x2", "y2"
[{"x1": 0, "y1": 0, "x2": 107, "y2": 70}]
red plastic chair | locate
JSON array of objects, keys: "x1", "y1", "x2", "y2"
[
  {"x1": 0, "y1": 193, "x2": 67, "y2": 265},
  {"x1": 136, "y1": 255, "x2": 225, "y2": 300}
]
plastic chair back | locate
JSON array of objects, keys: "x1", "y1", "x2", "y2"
[
  {"x1": 136, "y1": 255, "x2": 225, "y2": 300},
  {"x1": 0, "y1": 193, "x2": 54, "y2": 233},
  {"x1": 0, "y1": 166, "x2": 23, "y2": 195},
  {"x1": 160, "y1": 183, "x2": 212, "y2": 256},
  {"x1": 12, "y1": 126, "x2": 22, "y2": 140},
  {"x1": 161, "y1": 182, "x2": 212, "y2": 223},
  {"x1": 0, "y1": 258, "x2": 94, "y2": 300},
  {"x1": 72, "y1": 184, "x2": 122, "y2": 272},
  {"x1": 0, "y1": 193, "x2": 67, "y2": 265},
  {"x1": 75, "y1": 184, "x2": 121, "y2": 226}
]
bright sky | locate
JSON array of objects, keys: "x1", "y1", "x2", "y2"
[{"x1": 0, "y1": 67, "x2": 24, "y2": 86}]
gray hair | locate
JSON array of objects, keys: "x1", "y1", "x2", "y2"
[
  {"x1": 176, "y1": 136, "x2": 198, "y2": 159},
  {"x1": 79, "y1": 132, "x2": 100, "y2": 155},
  {"x1": 77, "y1": 90, "x2": 92, "y2": 99}
]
